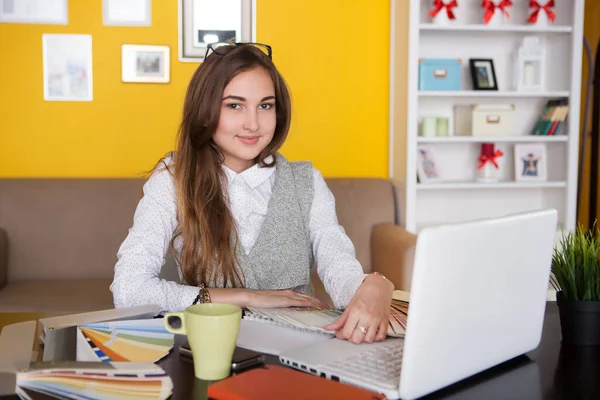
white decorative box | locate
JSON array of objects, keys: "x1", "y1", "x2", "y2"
[{"x1": 453, "y1": 104, "x2": 515, "y2": 136}]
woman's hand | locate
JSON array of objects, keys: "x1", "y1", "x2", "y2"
[
  {"x1": 247, "y1": 289, "x2": 330, "y2": 309},
  {"x1": 209, "y1": 288, "x2": 329, "y2": 309},
  {"x1": 322, "y1": 274, "x2": 394, "y2": 344}
]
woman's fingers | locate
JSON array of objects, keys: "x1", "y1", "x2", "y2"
[
  {"x1": 322, "y1": 310, "x2": 347, "y2": 332},
  {"x1": 339, "y1": 310, "x2": 360, "y2": 342},
  {"x1": 363, "y1": 320, "x2": 379, "y2": 343},
  {"x1": 375, "y1": 320, "x2": 388, "y2": 342},
  {"x1": 349, "y1": 322, "x2": 368, "y2": 344},
  {"x1": 285, "y1": 290, "x2": 328, "y2": 308}
]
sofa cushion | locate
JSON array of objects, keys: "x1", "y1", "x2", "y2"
[
  {"x1": 0, "y1": 179, "x2": 145, "y2": 282},
  {"x1": 325, "y1": 178, "x2": 396, "y2": 273},
  {"x1": 0, "y1": 279, "x2": 114, "y2": 313}
]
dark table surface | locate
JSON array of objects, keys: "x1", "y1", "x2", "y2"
[{"x1": 158, "y1": 301, "x2": 600, "y2": 400}]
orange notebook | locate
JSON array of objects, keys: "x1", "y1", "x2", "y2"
[{"x1": 207, "y1": 365, "x2": 386, "y2": 400}]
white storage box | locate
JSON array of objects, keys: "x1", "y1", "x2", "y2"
[{"x1": 454, "y1": 104, "x2": 515, "y2": 137}]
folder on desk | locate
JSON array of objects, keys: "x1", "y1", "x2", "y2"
[{"x1": 207, "y1": 365, "x2": 386, "y2": 400}]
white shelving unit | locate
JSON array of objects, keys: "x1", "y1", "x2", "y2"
[
  {"x1": 419, "y1": 23, "x2": 573, "y2": 33},
  {"x1": 418, "y1": 90, "x2": 570, "y2": 97},
  {"x1": 391, "y1": 0, "x2": 585, "y2": 237}
]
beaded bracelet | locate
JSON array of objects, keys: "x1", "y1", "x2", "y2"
[{"x1": 192, "y1": 282, "x2": 212, "y2": 305}]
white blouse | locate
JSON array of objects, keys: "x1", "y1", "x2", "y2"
[{"x1": 110, "y1": 157, "x2": 368, "y2": 312}]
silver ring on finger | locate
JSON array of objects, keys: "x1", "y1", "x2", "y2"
[{"x1": 359, "y1": 325, "x2": 368, "y2": 334}]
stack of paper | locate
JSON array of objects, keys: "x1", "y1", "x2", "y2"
[
  {"x1": 16, "y1": 362, "x2": 173, "y2": 400},
  {"x1": 77, "y1": 319, "x2": 174, "y2": 363},
  {"x1": 389, "y1": 299, "x2": 409, "y2": 336}
]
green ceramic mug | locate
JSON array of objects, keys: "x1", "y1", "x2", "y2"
[{"x1": 164, "y1": 303, "x2": 242, "y2": 380}]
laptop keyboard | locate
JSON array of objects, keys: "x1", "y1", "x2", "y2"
[{"x1": 322, "y1": 340, "x2": 404, "y2": 390}]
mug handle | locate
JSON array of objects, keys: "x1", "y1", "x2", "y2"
[{"x1": 164, "y1": 312, "x2": 186, "y2": 335}]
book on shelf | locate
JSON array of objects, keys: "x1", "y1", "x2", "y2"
[
  {"x1": 243, "y1": 290, "x2": 410, "y2": 338},
  {"x1": 531, "y1": 98, "x2": 569, "y2": 136}
]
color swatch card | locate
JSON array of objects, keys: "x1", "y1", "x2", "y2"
[
  {"x1": 245, "y1": 295, "x2": 410, "y2": 338},
  {"x1": 76, "y1": 319, "x2": 174, "y2": 363},
  {"x1": 16, "y1": 362, "x2": 173, "y2": 400}
]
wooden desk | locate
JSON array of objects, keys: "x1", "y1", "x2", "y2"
[
  {"x1": 157, "y1": 302, "x2": 600, "y2": 399},
  {"x1": 3, "y1": 304, "x2": 600, "y2": 399}
]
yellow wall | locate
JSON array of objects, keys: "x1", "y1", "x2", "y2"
[{"x1": 0, "y1": 0, "x2": 390, "y2": 178}]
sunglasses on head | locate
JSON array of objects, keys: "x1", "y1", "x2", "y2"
[{"x1": 204, "y1": 42, "x2": 272, "y2": 60}]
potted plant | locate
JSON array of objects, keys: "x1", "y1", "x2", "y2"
[{"x1": 551, "y1": 225, "x2": 600, "y2": 346}]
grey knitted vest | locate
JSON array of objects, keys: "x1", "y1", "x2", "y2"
[{"x1": 235, "y1": 153, "x2": 315, "y2": 294}]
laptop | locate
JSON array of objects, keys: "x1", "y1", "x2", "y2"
[{"x1": 279, "y1": 209, "x2": 557, "y2": 399}]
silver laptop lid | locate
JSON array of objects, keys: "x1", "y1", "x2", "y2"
[{"x1": 399, "y1": 209, "x2": 557, "y2": 400}]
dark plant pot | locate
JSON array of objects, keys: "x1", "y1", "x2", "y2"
[{"x1": 556, "y1": 291, "x2": 600, "y2": 346}]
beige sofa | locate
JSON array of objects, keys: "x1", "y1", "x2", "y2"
[{"x1": 0, "y1": 178, "x2": 417, "y2": 313}]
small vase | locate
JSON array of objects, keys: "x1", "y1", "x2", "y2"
[
  {"x1": 430, "y1": 1, "x2": 459, "y2": 25},
  {"x1": 484, "y1": 7, "x2": 506, "y2": 26},
  {"x1": 432, "y1": 10, "x2": 452, "y2": 25},
  {"x1": 476, "y1": 143, "x2": 502, "y2": 183},
  {"x1": 528, "y1": 2, "x2": 555, "y2": 26},
  {"x1": 436, "y1": 117, "x2": 449, "y2": 136},
  {"x1": 557, "y1": 291, "x2": 600, "y2": 346},
  {"x1": 421, "y1": 117, "x2": 437, "y2": 137},
  {"x1": 529, "y1": 9, "x2": 550, "y2": 26}
]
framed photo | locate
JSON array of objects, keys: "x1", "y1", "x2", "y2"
[
  {"x1": 42, "y1": 34, "x2": 93, "y2": 102},
  {"x1": 469, "y1": 59, "x2": 498, "y2": 91},
  {"x1": 103, "y1": 0, "x2": 151, "y2": 27},
  {"x1": 178, "y1": 0, "x2": 254, "y2": 62},
  {"x1": 0, "y1": 0, "x2": 68, "y2": 25},
  {"x1": 514, "y1": 144, "x2": 547, "y2": 181},
  {"x1": 121, "y1": 44, "x2": 170, "y2": 83},
  {"x1": 417, "y1": 146, "x2": 442, "y2": 183}
]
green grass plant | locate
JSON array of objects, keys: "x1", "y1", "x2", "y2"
[{"x1": 551, "y1": 224, "x2": 600, "y2": 301}]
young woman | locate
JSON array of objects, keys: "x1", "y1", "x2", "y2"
[{"x1": 110, "y1": 43, "x2": 394, "y2": 344}]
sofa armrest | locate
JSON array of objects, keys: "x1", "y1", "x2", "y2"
[
  {"x1": 371, "y1": 223, "x2": 417, "y2": 292},
  {"x1": 0, "y1": 227, "x2": 7, "y2": 289}
]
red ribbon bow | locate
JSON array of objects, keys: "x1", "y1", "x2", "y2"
[
  {"x1": 527, "y1": 0, "x2": 556, "y2": 24},
  {"x1": 478, "y1": 150, "x2": 504, "y2": 169},
  {"x1": 482, "y1": 0, "x2": 513, "y2": 24},
  {"x1": 429, "y1": 0, "x2": 459, "y2": 20}
]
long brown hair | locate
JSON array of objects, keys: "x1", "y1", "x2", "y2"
[{"x1": 168, "y1": 44, "x2": 292, "y2": 288}]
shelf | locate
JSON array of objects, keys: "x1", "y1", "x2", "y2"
[
  {"x1": 418, "y1": 90, "x2": 570, "y2": 98},
  {"x1": 417, "y1": 136, "x2": 569, "y2": 143},
  {"x1": 419, "y1": 23, "x2": 573, "y2": 33},
  {"x1": 416, "y1": 181, "x2": 567, "y2": 190}
]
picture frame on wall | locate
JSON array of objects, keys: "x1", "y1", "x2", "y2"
[
  {"x1": 103, "y1": 0, "x2": 151, "y2": 27},
  {"x1": 416, "y1": 146, "x2": 443, "y2": 183},
  {"x1": 178, "y1": 0, "x2": 254, "y2": 62},
  {"x1": 514, "y1": 143, "x2": 547, "y2": 181},
  {"x1": 121, "y1": 44, "x2": 170, "y2": 83},
  {"x1": 469, "y1": 58, "x2": 498, "y2": 91}
]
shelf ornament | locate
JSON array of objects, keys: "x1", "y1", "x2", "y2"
[
  {"x1": 481, "y1": 0, "x2": 513, "y2": 26},
  {"x1": 476, "y1": 143, "x2": 504, "y2": 183},
  {"x1": 527, "y1": 0, "x2": 556, "y2": 26},
  {"x1": 428, "y1": 0, "x2": 459, "y2": 25},
  {"x1": 514, "y1": 36, "x2": 545, "y2": 92}
]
